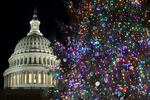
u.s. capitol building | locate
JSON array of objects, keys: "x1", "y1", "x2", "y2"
[{"x1": 1, "y1": 10, "x2": 60, "y2": 100}]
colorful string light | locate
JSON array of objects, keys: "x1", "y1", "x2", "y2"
[{"x1": 52, "y1": 0, "x2": 150, "y2": 99}]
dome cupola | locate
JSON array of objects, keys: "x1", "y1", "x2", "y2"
[{"x1": 27, "y1": 8, "x2": 42, "y2": 36}]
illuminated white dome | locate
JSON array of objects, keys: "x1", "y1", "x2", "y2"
[
  {"x1": 3, "y1": 10, "x2": 60, "y2": 89},
  {"x1": 14, "y1": 34, "x2": 52, "y2": 55}
]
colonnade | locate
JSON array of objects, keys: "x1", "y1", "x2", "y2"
[
  {"x1": 9, "y1": 56, "x2": 59, "y2": 67},
  {"x1": 4, "y1": 71, "x2": 57, "y2": 88}
]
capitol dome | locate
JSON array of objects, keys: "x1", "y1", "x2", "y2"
[
  {"x1": 14, "y1": 34, "x2": 52, "y2": 55},
  {"x1": 3, "y1": 10, "x2": 60, "y2": 89}
]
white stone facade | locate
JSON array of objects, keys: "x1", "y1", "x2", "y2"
[{"x1": 3, "y1": 11, "x2": 60, "y2": 89}]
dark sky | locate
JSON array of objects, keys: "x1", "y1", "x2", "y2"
[{"x1": 0, "y1": 0, "x2": 69, "y2": 89}]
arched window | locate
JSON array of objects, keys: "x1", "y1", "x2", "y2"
[
  {"x1": 29, "y1": 57, "x2": 32, "y2": 64},
  {"x1": 17, "y1": 59, "x2": 19, "y2": 65},
  {"x1": 20, "y1": 58, "x2": 23, "y2": 64},
  {"x1": 24, "y1": 57, "x2": 27, "y2": 64},
  {"x1": 51, "y1": 60, "x2": 53, "y2": 66},
  {"x1": 39, "y1": 57, "x2": 41, "y2": 64},
  {"x1": 14, "y1": 60, "x2": 16, "y2": 66},
  {"x1": 43, "y1": 58, "x2": 46, "y2": 64},
  {"x1": 11, "y1": 62, "x2": 14, "y2": 66},
  {"x1": 34, "y1": 57, "x2": 36, "y2": 64},
  {"x1": 10, "y1": 62, "x2": 12, "y2": 66},
  {"x1": 47, "y1": 59, "x2": 50, "y2": 65}
]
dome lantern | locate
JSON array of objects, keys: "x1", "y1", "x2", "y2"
[{"x1": 27, "y1": 9, "x2": 43, "y2": 36}]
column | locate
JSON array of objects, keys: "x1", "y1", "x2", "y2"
[
  {"x1": 43, "y1": 72, "x2": 45, "y2": 84},
  {"x1": 25, "y1": 71, "x2": 27, "y2": 84},
  {"x1": 6, "y1": 76, "x2": 8, "y2": 87},
  {"x1": 21, "y1": 72, "x2": 23, "y2": 85},
  {"x1": 39, "y1": 72, "x2": 42, "y2": 84},
  {"x1": 20, "y1": 72, "x2": 22, "y2": 85},
  {"x1": 11, "y1": 73, "x2": 14, "y2": 86},
  {"x1": 35, "y1": 71, "x2": 38, "y2": 84},
  {"x1": 36, "y1": 72, "x2": 39, "y2": 84},
  {"x1": 41, "y1": 72, "x2": 43, "y2": 84},
  {"x1": 27, "y1": 57, "x2": 29, "y2": 64},
  {"x1": 29, "y1": 71, "x2": 31, "y2": 84},
  {"x1": 19, "y1": 72, "x2": 21, "y2": 85},
  {"x1": 13, "y1": 73, "x2": 14, "y2": 86},
  {"x1": 50, "y1": 74, "x2": 53, "y2": 85},
  {"x1": 16, "y1": 73, "x2": 18, "y2": 85},
  {"x1": 14, "y1": 73, "x2": 16, "y2": 85},
  {"x1": 13, "y1": 73, "x2": 15, "y2": 86},
  {"x1": 15, "y1": 72, "x2": 18, "y2": 85},
  {"x1": 4, "y1": 77, "x2": 5, "y2": 88},
  {"x1": 31, "y1": 57, "x2": 34, "y2": 64},
  {"x1": 41, "y1": 57, "x2": 43, "y2": 64},
  {"x1": 17, "y1": 72, "x2": 19, "y2": 85},
  {"x1": 9, "y1": 74, "x2": 11, "y2": 87},
  {"x1": 48, "y1": 73, "x2": 50, "y2": 84},
  {"x1": 26, "y1": 72, "x2": 29, "y2": 84},
  {"x1": 7, "y1": 75, "x2": 9, "y2": 87},
  {"x1": 4, "y1": 76, "x2": 6, "y2": 88},
  {"x1": 54, "y1": 80, "x2": 56, "y2": 86},
  {"x1": 23, "y1": 72, "x2": 24, "y2": 85},
  {"x1": 46, "y1": 72, "x2": 48, "y2": 84},
  {"x1": 8, "y1": 75, "x2": 10, "y2": 87},
  {"x1": 32, "y1": 72, "x2": 34, "y2": 84},
  {"x1": 6, "y1": 76, "x2": 7, "y2": 87},
  {"x1": 10, "y1": 74, "x2": 12, "y2": 87},
  {"x1": 17, "y1": 72, "x2": 18, "y2": 85}
]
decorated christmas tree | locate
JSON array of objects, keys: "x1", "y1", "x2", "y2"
[{"x1": 53, "y1": 0, "x2": 150, "y2": 99}]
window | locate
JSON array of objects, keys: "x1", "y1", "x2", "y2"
[
  {"x1": 34, "y1": 57, "x2": 36, "y2": 64},
  {"x1": 17, "y1": 59, "x2": 19, "y2": 65},
  {"x1": 21, "y1": 58, "x2": 23, "y2": 64},
  {"x1": 24, "y1": 58, "x2": 27, "y2": 64},
  {"x1": 43, "y1": 58, "x2": 46, "y2": 64},
  {"x1": 14, "y1": 60, "x2": 16, "y2": 66},
  {"x1": 51, "y1": 60, "x2": 53, "y2": 65},
  {"x1": 39, "y1": 57, "x2": 41, "y2": 64},
  {"x1": 29, "y1": 57, "x2": 32, "y2": 64},
  {"x1": 47, "y1": 59, "x2": 50, "y2": 65}
]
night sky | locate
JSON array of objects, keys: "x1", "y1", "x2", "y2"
[{"x1": 0, "y1": 0, "x2": 69, "y2": 89}]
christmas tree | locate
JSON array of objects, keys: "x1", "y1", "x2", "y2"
[{"x1": 53, "y1": 0, "x2": 150, "y2": 99}]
